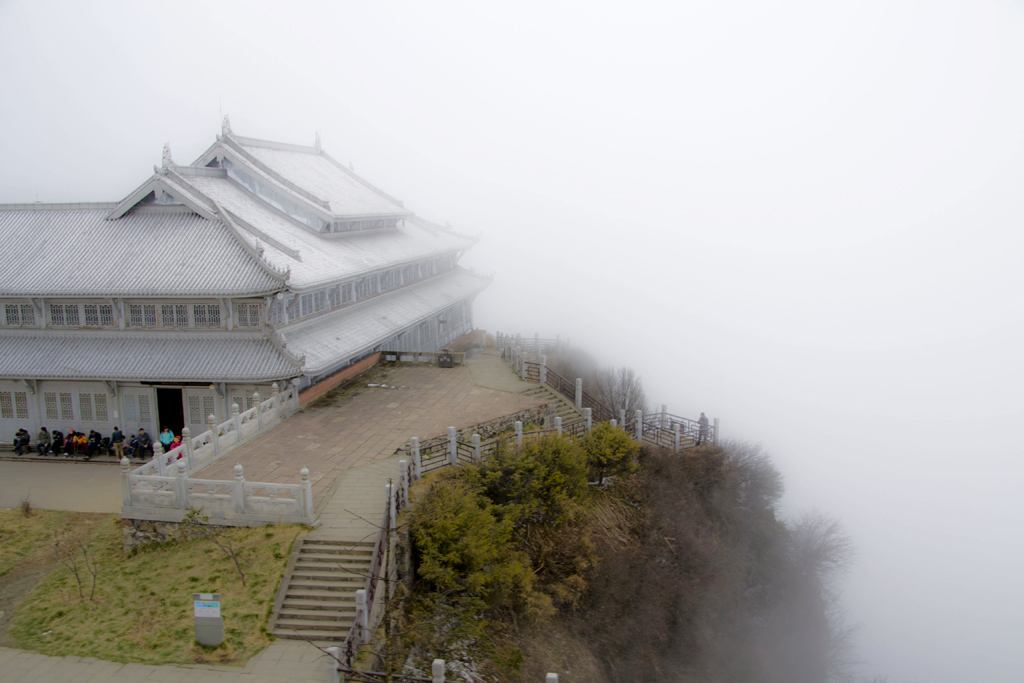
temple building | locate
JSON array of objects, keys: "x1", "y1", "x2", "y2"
[{"x1": 0, "y1": 118, "x2": 488, "y2": 442}]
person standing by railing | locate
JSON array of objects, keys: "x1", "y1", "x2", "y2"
[
  {"x1": 159, "y1": 426, "x2": 174, "y2": 453},
  {"x1": 697, "y1": 412, "x2": 709, "y2": 445}
]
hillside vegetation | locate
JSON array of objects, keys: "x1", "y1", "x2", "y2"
[{"x1": 397, "y1": 435, "x2": 851, "y2": 683}]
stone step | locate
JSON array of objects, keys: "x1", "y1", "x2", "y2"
[
  {"x1": 303, "y1": 538, "x2": 375, "y2": 548},
  {"x1": 281, "y1": 597, "x2": 358, "y2": 611},
  {"x1": 290, "y1": 570, "x2": 366, "y2": 583},
  {"x1": 277, "y1": 607, "x2": 355, "y2": 621},
  {"x1": 276, "y1": 618, "x2": 352, "y2": 632},
  {"x1": 274, "y1": 629, "x2": 347, "y2": 642},
  {"x1": 297, "y1": 552, "x2": 374, "y2": 563},
  {"x1": 284, "y1": 588, "x2": 358, "y2": 602},
  {"x1": 288, "y1": 579, "x2": 360, "y2": 592}
]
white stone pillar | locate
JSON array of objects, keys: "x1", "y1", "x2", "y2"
[
  {"x1": 233, "y1": 464, "x2": 245, "y2": 513},
  {"x1": 411, "y1": 437, "x2": 421, "y2": 479},
  {"x1": 355, "y1": 589, "x2": 369, "y2": 642},
  {"x1": 208, "y1": 414, "x2": 218, "y2": 454},
  {"x1": 610, "y1": 419, "x2": 617, "y2": 428},
  {"x1": 635, "y1": 410, "x2": 643, "y2": 442},
  {"x1": 175, "y1": 460, "x2": 188, "y2": 509},
  {"x1": 515, "y1": 421, "x2": 523, "y2": 447},
  {"x1": 713, "y1": 417, "x2": 720, "y2": 445},
  {"x1": 387, "y1": 484, "x2": 396, "y2": 531},
  {"x1": 575, "y1": 378, "x2": 582, "y2": 409},
  {"x1": 472, "y1": 433, "x2": 481, "y2": 461},
  {"x1": 182, "y1": 426, "x2": 193, "y2": 470},
  {"x1": 674, "y1": 424, "x2": 681, "y2": 453},
  {"x1": 301, "y1": 467, "x2": 313, "y2": 518},
  {"x1": 326, "y1": 646, "x2": 341, "y2": 683},
  {"x1": 231, "y1": 402, "x2": 241, "y2": 438},
  {"x1": 584, "y1": 407, "x2": 592, "y2": 431},
  {"x1": 660, "y1": 404, "x2": 667, "y2": 430},
  {"x1": 447, "y1": 426, "x2": 457, "y2": 466},
  {"x1": 432, "y1": 660, "x2": 446, "y2": 683},
  {"x1": 120, "y1": 457, "x2": 132, "y2": 507},
  {"x1": 271, "y1": 382, "x2": 280, "y2": 417},
  {"x1": 555, "y1": 416, "x2": 562, "y2": 437},
  {"x1": 399, "y1": 459, "x2": 408, "y2": 507},
  {"x1": 253, "y1": 391, "x2": 262, "y2": 429},
  {"x1": 546, "y1": 675, "x2": 559, "y2": 683},
  {"x1": 540, "y1": 354, "x2": 547, "y2": 384},
  {"x1": 619, "y1": 408, "x2": 626, "y2": 428}
]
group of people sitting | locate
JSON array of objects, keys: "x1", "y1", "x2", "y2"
[{"x1": 10, "y1": 426, "x2": 180, "y2": 461}]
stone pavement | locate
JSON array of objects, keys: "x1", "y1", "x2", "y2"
[
  {"x1": 193, "y1": 362, "x2": 543, "y2": 509},
  {"x1": 1, "y1": 351, "x2": 541, "y2": 681},
  {"x1": 0, "y1": 640, "x2": 330, "y2": 683},
  {"x1": 0, "y1": 460, "x2": 122, "y2": 512}
]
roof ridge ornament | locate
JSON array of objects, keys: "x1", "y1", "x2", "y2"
[
  {"x1": 222, "y1": 114, "x2": 232, "y2": 137},
  {"x1": 160, "y1": 143, "x2": 174, "y2": 173}
]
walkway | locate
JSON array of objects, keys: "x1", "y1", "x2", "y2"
[
  {"x1": 1, "y1": 351, "x2": 542, "y2": 681},
  {"x1": 193, "y1": 360, "x2": 542, "y2": 511}
]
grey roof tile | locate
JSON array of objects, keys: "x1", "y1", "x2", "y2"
[
  {"x1": 283, "y1": 269, "x2": 489, "y2": 374},
  {"x1": 0, "y1": 330, "x2": 299, "y2": 382},
  {"x1": 0, "y1": 207, "x2": 282, "y2": 298},
  {"x1": 181, "y1": 175, "x2": 476, "y2": 290}
]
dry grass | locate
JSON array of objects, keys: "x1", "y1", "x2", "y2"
[
  {"x1": 8, "y1": 515, "x2": 302, "y2": 665},
  {"x1": 0, "y1": 508, "x2": 105, "y2": 580}
]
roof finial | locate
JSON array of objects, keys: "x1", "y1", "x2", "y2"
[
  {"x1": 314, "y1": 132, "x2": 321, "y2": 151},
  {"x1": 222, "y1": 114, "x2": 232, "y2": 136},
  {"x1": 161, "y1": 143, "x2": 174, "y2": 170}
]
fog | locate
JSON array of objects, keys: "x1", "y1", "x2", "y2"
[{"x1": 2, "y1": 1, "x2": 1022, "y2": 680}]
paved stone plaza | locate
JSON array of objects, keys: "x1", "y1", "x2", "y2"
[
  {"x1": 194, "y1": 359, "x2": 544, "y2": 509},
  {"x1": 0, "y1": 350, "x2": 544, "y2": 682}
]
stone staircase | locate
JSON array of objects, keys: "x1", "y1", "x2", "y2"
[
  {"x1": 270, "y1": 538, "x2": 375, "y2": 646},
  {"x1": 522, "y1": 383, "x2": 584, "y2": 426}
]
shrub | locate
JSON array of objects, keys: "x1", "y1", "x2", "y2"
[
  {"x1": 411, "y1": 477, "x2": 533, "y2": 611},
  {"x1": 578, "y1": 422, "x2": 640, "y2": 483},
  {"x1": 464, "y1": 435, "x2": 589, "y2": 528}
]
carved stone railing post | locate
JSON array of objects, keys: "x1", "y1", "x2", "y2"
[
  {"x1": 182, "y1": 427, "x2": 193, "y2": 470},
  {"x1": 387, "y1": 484, "x2": 396, "y2": 532},
  {"x1": 555, "y1": 416, "x2": 562, "y2": 437},
  {"x1": 411, "y1": 437, "x2": 421, "y2": 479},
  {"x1": 120, "y1": 457, "x2": 132, "y2": 506},
  {"x1": 399, "y1": 460, "x2": 409, "y2": 506},
  {"x1": 619, "y1": 408, "x2": 627, "y2": 428},
  {"x1": 231, "y1": 403, "x2": 241, "y2": 437},
  {"x1": 660, "y1": 404, "x2": 667, "y2": 430},
  {"x1": 208, "y1": 414, "x2": 218, "y2": 454},
  {"x1": 155, "y1": 444, "x2": 165, "y2": 476},
  {"x1": 515, "y1": 421, "x2": 523, "y2": 447},
  {"x1": 713, "y1": 417, "x2": 720, "y2": 445},
  {"x1": 472, "y1": 433, "x2": 481, "y2": 461},
  {"x1": 271, "y1": 382, "x2": 280, "y2": 417},
  {"x1": 175, "y1": 460, "x2": 188, "y2": 509},
  {"x1": 546, "y1": 674, "x2": 559, "y2": 683},
  {"x1": 635, "y1": 410, "x2": 643, "y2": 442},
  {"x1": 540, "y1": 354, "x2": 547, "y2": 384},
  {"x1": 326, "y1": 646, "x2": 341, "y2": 683},
  {"x1": 301, "y1": 467, "x2": 313, "y2": 518},
  {"x1": 447, "y1": 427, "x2": 457, "y2": 466},
  {"x1": 674, "y1": 423, "x2": 681, "y2": 453},
  {"x1": 232, "y1": 464, "x2": 246, "y2": 513},
  {"x1": 253, "y1": 391, "x2": 262, "y2": 429},
  {"x1": 610, "y1": 419, "x2": 617, "y2": 428},
  {"x1": 584, "y1": 407, "x2": 592, "y2": 432},
  {"x1": 432, "y1": 660, "x2": 446, "y2": 683},
  {"x1": 355, "y1": 589, "x2": 369, "y2": 642},
  {"x1": 575, "y1": 378, "x2": 582, "y2": 409}
]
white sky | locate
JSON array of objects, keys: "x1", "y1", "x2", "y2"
[{"x1": 2, "y1": 1, "x2": 1023, "y2": 680}]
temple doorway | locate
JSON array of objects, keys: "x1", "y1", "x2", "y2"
[{"x1": 156, "y1": 388, "x2": 186, "y2": 440}]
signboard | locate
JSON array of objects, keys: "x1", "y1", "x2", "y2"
[{"x1": 192, "y1": 592, "x2": 224, "y2": 647}]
